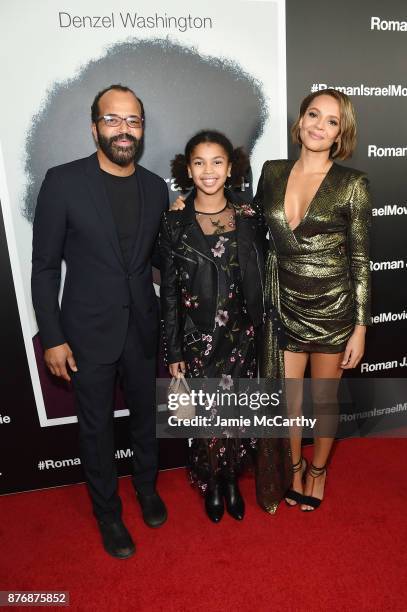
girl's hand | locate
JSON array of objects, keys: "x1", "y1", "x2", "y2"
[
  {"x1": 169, "y1": 361, "x2": 186, "y2": 377},
  {"x1": 341, "y1": 325, "x2": 366, "y2": 369},
  {"x1": 169, "y1": 196, "x2": 186, "y2": 211}
]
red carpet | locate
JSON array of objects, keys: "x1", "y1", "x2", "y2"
[{"x1": 1, "y1": 438, "x2": 406, "y2": 611}]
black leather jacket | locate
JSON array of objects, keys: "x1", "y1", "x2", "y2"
[{"x1": 159, "y1": 190, "x2": 266, "y2": 364}]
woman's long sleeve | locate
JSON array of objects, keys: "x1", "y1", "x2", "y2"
[{"x1": 348, "y1": 174, "x2": 372, "y2": 326}]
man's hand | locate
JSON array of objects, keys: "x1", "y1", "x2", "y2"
[
  {"x1": 169, "y1": 196, "x2": 186, "y2": 211},
  {"x1": 169, "y1": 361, "x2": 186, "y2": 377},
  {"x1": 44, "y1": 343, "x2": 78, "y2": 381}
]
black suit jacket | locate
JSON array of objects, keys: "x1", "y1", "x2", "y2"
[{"x1": 32, "y1": 153, "x2": 169, "y2": 362}]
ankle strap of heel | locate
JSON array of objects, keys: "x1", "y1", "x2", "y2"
[
  {"x1": 292, "y1": 457, "x2": 304, "y2": 474},
  {"x1": 308, "y1": 463, "x2": 327, "y2": 478}
]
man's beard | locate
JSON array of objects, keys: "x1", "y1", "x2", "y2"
[{"x1": 96, "y1": 129, "x2": 140, "y2": 167}]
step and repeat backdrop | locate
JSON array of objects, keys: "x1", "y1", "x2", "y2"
[{"x1": 0, "y1": 0, "x2": 406, "y2": 494}]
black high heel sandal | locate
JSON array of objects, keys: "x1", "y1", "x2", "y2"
[
  {"x1": 301, "y1": 463, "x2": 327, "y2": 512},
  {"x1": 285, "y1": 457, "x2": 308, "y2": 506}
]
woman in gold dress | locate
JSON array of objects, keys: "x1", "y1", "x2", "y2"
[{"x1": 258, "y1": 89, "x2": 371, "y2": 510}]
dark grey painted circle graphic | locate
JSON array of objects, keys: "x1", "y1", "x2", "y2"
[{"x1": 24, "y1": 38, "x2": 268, "y2": 222}]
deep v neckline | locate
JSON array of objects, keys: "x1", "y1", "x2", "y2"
[{"x1": 283, "y1": 161, "x2": 335, "y2": 233}]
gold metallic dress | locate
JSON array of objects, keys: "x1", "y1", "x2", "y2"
[{"x1": 255, "y1": 160, "x2": 371, "y2": 375}]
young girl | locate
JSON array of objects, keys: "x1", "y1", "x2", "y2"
[{"x1": 159, "y1": 130, "x2": 291, "y2": 522}]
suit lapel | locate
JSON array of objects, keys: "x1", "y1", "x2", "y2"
[
  {"x1": 128, "y1": 167, "x2": 145, "y2": 269},
  {"x1": 85, "y1": 153, "x2": 125, "y2": 268}
]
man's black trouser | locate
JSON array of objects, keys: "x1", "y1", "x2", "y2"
[{"x1": 71, "y1": 313, "x2": 158, "y2": 522}]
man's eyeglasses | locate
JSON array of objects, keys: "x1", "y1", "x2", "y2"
[{"x1": 97, "y1": 114, "x2": 144, "y2": 129}]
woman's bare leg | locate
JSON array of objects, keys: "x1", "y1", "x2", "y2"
[
  {"x1": 301, "y1": 352, "x2": 344, "y2": 510},
  {"x1": 284, "y1": 350, "x2": 309, "y2": 504}
]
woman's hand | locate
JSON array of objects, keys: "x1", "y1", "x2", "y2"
[
  {"x1": 169, "y1": 361, "x2": 186, "y2": 377},
  {"x1": 341, "y1": 325, "x2": 366, "y2": 369},
  {"x1": 169, "y1": 195, "x2": 186, "y2": 211}
]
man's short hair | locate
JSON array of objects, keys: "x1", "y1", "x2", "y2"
[{"x1": 91, "y1": 84, "x2": 144, "y2": 123}]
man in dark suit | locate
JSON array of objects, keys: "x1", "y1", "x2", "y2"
[{"x1": 32, "y1": 84, "x2": 168, "y2": 559}]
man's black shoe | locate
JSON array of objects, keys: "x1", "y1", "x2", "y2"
[
  {"x1": 136, "y1": 490, "x2": 167, "y2": 528},
  {"x1": 98, "y1": 518, "x2": 135, "y2": 559}
]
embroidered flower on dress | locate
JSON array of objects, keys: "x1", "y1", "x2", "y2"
[
  {"x1": 215, "y1": 310, "x2": 229, "y2": 327},
  {"x1": 182, "y1": 290, "x2": 199, "y2": 309},
  {"x1": 211, "y1": 236, "x2": 229, "y2": 258},
  {"x1": 245, "y1": 325, "x2": 255, "y2": 337},
  {"x1": 234, "y1": 203, "x2": 257, "y2": 217},
  {"x1": 219, "y1": 374, "x2": 233, "y2": 390}
]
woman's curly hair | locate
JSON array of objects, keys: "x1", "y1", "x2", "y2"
[{"x1": 171, "y1": 130, "x2": 249, "y2": 193}]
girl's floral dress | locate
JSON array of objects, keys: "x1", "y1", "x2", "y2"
[{"x1": 184, "y1": 227, "x2": 257, "y2": 493}]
